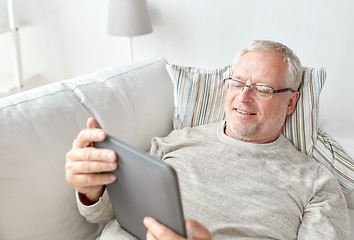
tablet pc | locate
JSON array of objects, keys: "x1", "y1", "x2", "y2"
[{"x1": 94, "y1": 134, "x2": 186, "y2": 240}]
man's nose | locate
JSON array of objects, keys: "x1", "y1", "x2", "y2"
[{"x1": 237, "y1": 86, "x2": 254, "y2": 102}]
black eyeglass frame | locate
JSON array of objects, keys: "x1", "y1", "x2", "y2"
[{"x1": 222, "y1": 77, "x2": 296, "y2": 96}]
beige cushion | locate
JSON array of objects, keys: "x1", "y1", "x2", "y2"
[{"x1": 0, "y1": 58, "x2": 174, "y2": 240}]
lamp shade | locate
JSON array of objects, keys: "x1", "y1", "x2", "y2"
[{"x1": 107, "y1": 0, "x2": 153, "y2": 37}]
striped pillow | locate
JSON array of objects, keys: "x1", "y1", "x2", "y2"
[
  {"x1": 282, "y1": 67, "x2": 325, "y2": 156},
  {"x1": 166, "y1": 64, "x2": 354, "y2": 192},
  {"x1": 314, "y1": 130, "x2": 354, "y2": 193},
  {"x1": 167, "y1": 65, "x2": 232, "y2": 129}
]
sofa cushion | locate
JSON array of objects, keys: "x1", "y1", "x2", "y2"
[{"x1": 0, "y1": 58, "x2": 174, "y2": 240}]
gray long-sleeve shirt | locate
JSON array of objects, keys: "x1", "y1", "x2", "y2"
[{"x1": 77, "y1": 121, "x2": 350, "y2": 239}]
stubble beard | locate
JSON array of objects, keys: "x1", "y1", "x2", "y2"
[{"x1": 226, "y1": 117, "x2": 261, "y2": 142}]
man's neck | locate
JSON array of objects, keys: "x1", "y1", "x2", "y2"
[{"x1": 223, "y1": 121, "x2": 281, "y2": 144}]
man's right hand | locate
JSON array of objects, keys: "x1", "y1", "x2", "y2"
[{"x1": 65, "y1": 118, "x2": 117, "y2": 205}]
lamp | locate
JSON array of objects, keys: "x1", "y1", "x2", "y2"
[{"x1": 107, "y1": 0, "x2": 153, "y2": 61}]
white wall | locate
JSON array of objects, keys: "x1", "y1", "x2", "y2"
[{"x1": 1, "y1": 0, "x2": 354, "y2": 125}]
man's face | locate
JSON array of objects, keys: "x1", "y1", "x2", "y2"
[{"x1": 224, "y1": 50, "x2": 299, "y2": 143}]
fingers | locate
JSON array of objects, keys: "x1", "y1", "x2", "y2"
[
  {"x1": 144, "y1": 217, "x2": 184, "y2": 240},
  {"x1": 65, "y1": 118, "x2": 117, "y2": 201},
  {"x1": 186, "y1": 219, "x2": 212, "y2": 240},
  {"x1": 67, "y1": 147, "x2": 116, "y2": 163},
  {"x1": 87, "y1": 117, "x2": 102, "y2": 129},
  {"x1": 78, "y1": 157, "x2": 117, "y2": 173},
  {"x1": 66, "y1": 152, "x2": 117, "y2": 174},
  {"x1": 66, "y1": 146, "x2": 117, "y2": 187},
  {"x1": 73, "y1": 117, "x2": 105, "y2": 149},
  {"x1": 143, "y1": 217, "x2": 212, "y2": 240},
  {"x1": 73, "y1": 128, "x2": 106, "y2": 148},
  {"x1": 66, "y1": 171, "x2": 116, "y2": 192},
  {"x1": 146, "y1": 231, "x2": 158, "y2": 240}
]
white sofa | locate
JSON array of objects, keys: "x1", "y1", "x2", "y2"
[{"x1": 0, "y1": 57, "x2": 353, "y2": 239}]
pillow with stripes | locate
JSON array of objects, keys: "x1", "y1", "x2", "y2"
[
  {"x1": 314, "y1": 130, "x2": 354, "y2": 193},
  {"x1": 166, "y1": 64, "x2": 353, "y2": 193},
  {"x1": 166, "y1": 64, "x2": 232, "y2": 129}
]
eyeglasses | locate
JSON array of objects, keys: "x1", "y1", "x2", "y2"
[{"x1": 222, "y1": 78, "x2": 295, "y2": 99}]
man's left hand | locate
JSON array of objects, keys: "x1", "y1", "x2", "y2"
[{"x1": 143, "y1": 217, "x2": 212, "y2": 240}]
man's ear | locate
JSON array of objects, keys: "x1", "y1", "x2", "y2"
[{"x1": 286, "y1": 91, "x2": 300, "y2": 115}]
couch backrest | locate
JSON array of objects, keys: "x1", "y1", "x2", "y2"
[{"x1": 0, "y1": 58, "x2": 174, "y2": 240}]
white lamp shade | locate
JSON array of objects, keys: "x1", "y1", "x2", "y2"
[{"x1": 107, "y1": 0, "x2": 153, "y2": 37}]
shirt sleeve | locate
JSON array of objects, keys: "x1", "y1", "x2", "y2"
[
  {"x1": 76, "y1": 188, "x2": 115, "y2": 223},
  {"x1": 149, "y1": 135, "x2": 172, "y2": 160},
  {"x1": 149, "y1": 129, "x2": 183, "y2": 160},
  {"x1": 297, "y1": 165, "x2": 351, "y2": 239}
]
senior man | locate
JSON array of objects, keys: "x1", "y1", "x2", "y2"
[{"x1": 66, "y1": 40, "x2": 350, "y2": 239}]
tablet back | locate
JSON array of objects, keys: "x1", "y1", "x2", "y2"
[{"x1": 94, "y1": 135, "x2": 186, "y2": 240}]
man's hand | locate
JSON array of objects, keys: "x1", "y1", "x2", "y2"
[
  {"x1": 144, "y1": 217, "x2": 212, "y2": 240},
  {"x1": 65, "y1": 118, "x2": 118, "y2": 205}
]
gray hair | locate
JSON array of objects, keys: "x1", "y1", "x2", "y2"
[{"x1": 233, "y1": 40, "x2": 303, "y2": 90}]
